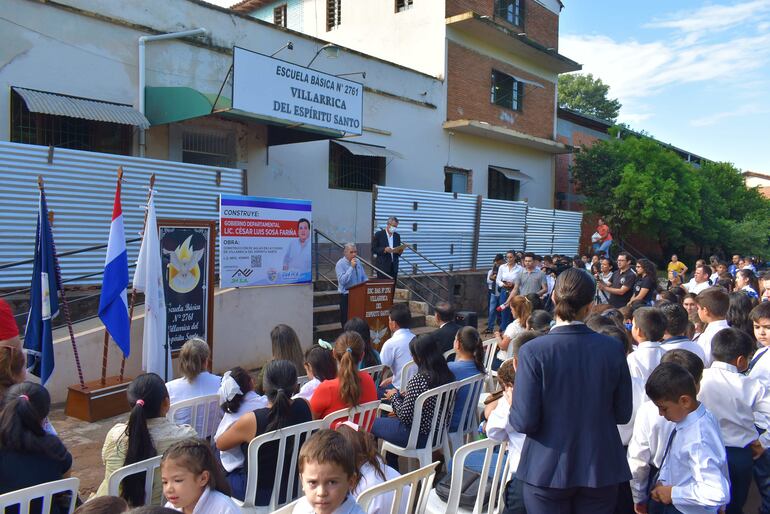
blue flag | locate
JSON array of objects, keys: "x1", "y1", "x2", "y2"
[{"x1": 24, "y1": 190, "x2": 60, "y2": 385}]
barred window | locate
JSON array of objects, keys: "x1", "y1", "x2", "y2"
[
  {"x1": 182, "y1": 130, "x2": 236, "y2": 168},
  {"x1": 274, "y1": 4, "x2": 287, "y2": 27},
  {"x1": 444, "y1": 167, "x2": 470, "y2": 193},
  {"x1": 329, "y1": 142, "x2": 385, "y2": 192},
  {"x1": 495, "y1": 0, "x2": 524, "y2": 27},
  {"x1": 327, "y1": 0, "x2": 342, "y2": 30},
  {"x1": 10, "y1": 90, "x2": 131, "y2": 155},
  {"x1": 488, "y1": 167, "x2": 520, "y2": 201},
  {"x1": 395, "y1": 0, "x2": 414, "y2": 12},
  {"x1": 491, "y1": 70, "x2": 524, "y2": 112}
]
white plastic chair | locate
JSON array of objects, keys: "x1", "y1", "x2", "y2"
[
  {"x1": 445, "y1": 373, "x2": 486, "y2": 459},
  {"x1": 358, "y1": 461, "x2": 439, "y2": 514},
  {"x1": 0, "y1": 477, "x2": 80, "y2": 514},
  {"x1": 269, "y1": 498, "x2": 301, "y2": 514},
  {"x1": 297, "y1": 375, "x2": 310, "y2": 387},
  {"x1": 362, "y1": 364, "x2": 387, "y2": 387},
  {"x1": 380, "y1": 381, "x2": 458, "y2": 471},
  {"x1": 321, "y1": 400, "x2": 381, "y2": 431},
  {"x1": 426, "y1": 439, "x2": 511, "y2": 514},
  {"x1": 399, "y1": 360, "x2": 416, "y2": 391},
  {"x1": 234, "y1": 419, "x2": 325, "y2": 513},
  {"x1": 482, "y1": 339, "x2": 498, "y2": 392},
  {"x1": 167, "y1": 393, "x2": 223, "y2": 440},
  {"x1": 443, "y1": 348, "x2": 457, "y2": 360},
  {"x1": 107, "y1": 455, "x2": 163, "y2": 506}
]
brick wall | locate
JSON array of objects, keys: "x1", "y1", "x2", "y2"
[
  {"x1": 447, "y1": 42, "x2": 555, "y2": 140},
  {"x1": 446, "y1": 0, "x2": 559, "y2": 50}
]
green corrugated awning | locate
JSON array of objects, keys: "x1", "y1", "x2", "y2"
[
  {"x1": 145, "y1": 86, "x2": 344, "y2": 146},
  {"x1": 144, "y1": 86, "x2": 231, "y2": 126}
]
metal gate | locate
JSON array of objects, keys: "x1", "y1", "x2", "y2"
[
  {"x1": 373, "y1": 185, "x2": 583, "y2": 273},
  {"x1": 0, "y1": 141, "x2": 244, "y2": 288}
]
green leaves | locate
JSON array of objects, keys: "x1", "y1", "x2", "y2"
[
  {"x1": 558, "y1": 73, "x2": 622, "y2": 123},
  {"x1": 572, "y1": 133, "x2": 770, "y2": 257}
]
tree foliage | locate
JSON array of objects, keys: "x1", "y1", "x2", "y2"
[
  {"x1": 572, "y1": 133, "x2": 770, "y2": 258},
  {"x1": 558, "y1": 73, "x2": 622, "y2": 123}
]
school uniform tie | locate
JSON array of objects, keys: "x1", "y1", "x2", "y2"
[
  {"x1": 749, "y1": 348, "x2": 768, "y2": 373},
  {"x1": 650, "y1": 428, "x2": 677, "y2": 491}
]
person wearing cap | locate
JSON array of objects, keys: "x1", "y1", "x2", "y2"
[
  {"x1": 0, "y1": 299, "x2": 25, "y2": 400},
  {"x1": 485, "y1": 254, "x2": 505, "y2": 334}
]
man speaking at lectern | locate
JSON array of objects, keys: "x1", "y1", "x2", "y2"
[
  {"x1": 336, "y1": 243, "x2": 367, "y2": 326},
  {"x1": 372, "y1": 216, "x2": 403, "y2": 281}
]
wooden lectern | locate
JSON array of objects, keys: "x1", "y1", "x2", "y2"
[{"x1": 347, "y1": 279, "x2": 396, "y2": 350}]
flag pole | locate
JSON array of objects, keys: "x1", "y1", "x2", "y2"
[
  {"x1": 121, "y1": 173, "x2": 155, "y2": 382},
  {"x1": 100, "y1": 168, "x2": 124, "y2": 386},
  {"x1": 37, "y1": 176, "x2": 86, "y2": 389}
]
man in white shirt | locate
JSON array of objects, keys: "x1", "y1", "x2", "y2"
[
  {"x1": 282, "y1": 218, "x2": 312, "y2": 272},
  {"x1": 627, "y1": 307, "x2": 668, "y2": 381},
  {"x1": 659, "y1": 302, "x2": 707, "y2": 364},
  {"x1": 695, "y1": 288, "x2": 731, "y2": 367},
  {"x1": 645, "y1": 363, "x2": 730, "y2": 514},
  {"x1": 379, "y1": 302, "x2": 415, "y2": 392},
  {"x1": 684, "y1": 265, "x2": 713, "y2": 295}
]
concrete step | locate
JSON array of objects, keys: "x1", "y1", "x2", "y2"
[
  {"x1": 313, "y1": 290, "x2": 341, "y2": 307},
  {"x1": 313, "y1": 304, "x2": 340, "y2": 326},
  {"x1": 313, "y1": 279, "x2": 338, "y2": 292}
]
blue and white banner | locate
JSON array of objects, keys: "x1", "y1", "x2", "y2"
[
  {"x1": 24, "y1": 189, "x2": 60, "y2": 385},
  {"x1": 220, "y1": 194, "x2": 312, "y2": 287}
]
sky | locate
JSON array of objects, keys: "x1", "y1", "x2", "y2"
[{"x1": 559, "y1": 0, "x2": 770, "y2": 172}]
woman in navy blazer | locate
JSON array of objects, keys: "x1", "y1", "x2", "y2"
[{"x1": 509, "y1": 268, "x2": 633, "y2": 514}]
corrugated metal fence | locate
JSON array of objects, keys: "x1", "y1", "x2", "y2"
[
  {"x1": 374, "y1": 185, "x2": 582, "y2": 273},
  {"x1": 0, "y1": 142, "x2": 244, "y2": 288}
]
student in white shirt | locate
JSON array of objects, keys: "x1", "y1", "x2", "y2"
[
  {"x1": 644, "y1": 362, "x2": 729, "y2": 514},
  {"x1": 213, "y1": 367, "x2": 268, "y2": 500},
  {"x1": 627, "y1": 307, "x2": 668, "y2": 381},
  {"x1": 749, "y1": 302, "x2": 770, "y2": 513},
  {"x1": 337, "y1": 423, "x2": 408, "y2": 514},
  {"x1": 695, "y1": 288, "x2": 731, "y2": 367},
  {"x1": 161, "y1": 439, "x2": 241, "y2": 514},
  {"x1": 165, "y1": 338, "x2": 221, "y2": 427},
  {"x1": 698, "y1": 328, "x2": 770, "y2": 514},
  {"x1": 658, "y1": 302, "x2": 707, "y2": 364},
  {"x1": 378, "y1": 303, "x2": 415, "y2": 392},
  {"x1": 295, "y1": 345, "x2": 337, "y2": 401},
  {"x1": 628, "y1": 349, "x2": 704, "y2": 511}
]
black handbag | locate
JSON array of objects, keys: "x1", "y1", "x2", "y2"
[{"x1": 434, "y1": 466, "x2": 493, "y2": 509}]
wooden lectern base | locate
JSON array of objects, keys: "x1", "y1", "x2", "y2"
[{"x1": 65, "y1": 376, "x2": 133, "y2": 422}]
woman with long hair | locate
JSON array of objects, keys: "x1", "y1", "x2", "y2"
[
  {"x1": 628, "y1": 258, "x2": 657, "y2": 305},
  {"x1": 372, "y1": 333, "x2": 456, "y2": 470},
  {"x1": 495, "y1": 295, "x2": 532, "y2": 361},
  {"x1": 255, "y1": 324, "x2": 305, "y2": 394},
  {"x1": 309, "y1": 331, "x2": 378, "y2": 425},
  {"x1": 343, "y1": 317, "x2": 381, "y2": 368},
  {"x1": 509, "y1": 268, "x2": 632, "y2": 512},
  {"x1": 448, "y1": 326, "x2": 485, "y2": 432},
  {"x1": 165, "y1": 338, "x2": 221, "y2": 406},
  {"x1": 216, "y1": 360, "x2": 312, "y2": 503},
  {"x1": 595, "y1": 256, "x2": 615, "y2": 304},
  {"x1": 95, "y1": 373, "x2": 197, "y2": 505},
  {"x1": 727, "y1": 291, "x2": 756, "y2": 342},
  {"x1": 0, "y1": 382, "x2": 72, "y2": 514}
]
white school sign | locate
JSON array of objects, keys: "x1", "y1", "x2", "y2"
[{"x1": 232, "y1": 46, "x2": 363, "y2": 135}]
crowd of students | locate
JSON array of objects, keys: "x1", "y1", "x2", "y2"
[{"x1": 1, "y1": 247, "x2": 769, "y2": 514}]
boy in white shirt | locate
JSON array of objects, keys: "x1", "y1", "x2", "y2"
[
  {"x1": 694, "y1": 288, "x2": 731, "y2": 367},
  {"x1": 748, "y1": 302, "x2": 770, "y2": 514},
  {"x1": 698, "y1": 327, "x2": 770, "y2": 514},
  {"x1": 628, "y1": 349, "x2": 704, "y2": 512},
  {"x1": 658, "y1": 302, "x2": 707, "y2": 365},
  {"x1": 627, "y1": 307, "x2": 668, "y2": 381},
  {"x1": 644, "y1": 362, "x2": 730, "y2": 514}
]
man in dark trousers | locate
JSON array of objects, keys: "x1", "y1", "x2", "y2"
[
  {"x1": 510, "y1": 268, "x2": 632, "y2": 513},
  {"x1": 372, "y1": 216, "x2": 403, "y2": 281},
  {"x1": 430, "y1": 301, "x2": 461, "y2": 356}
]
